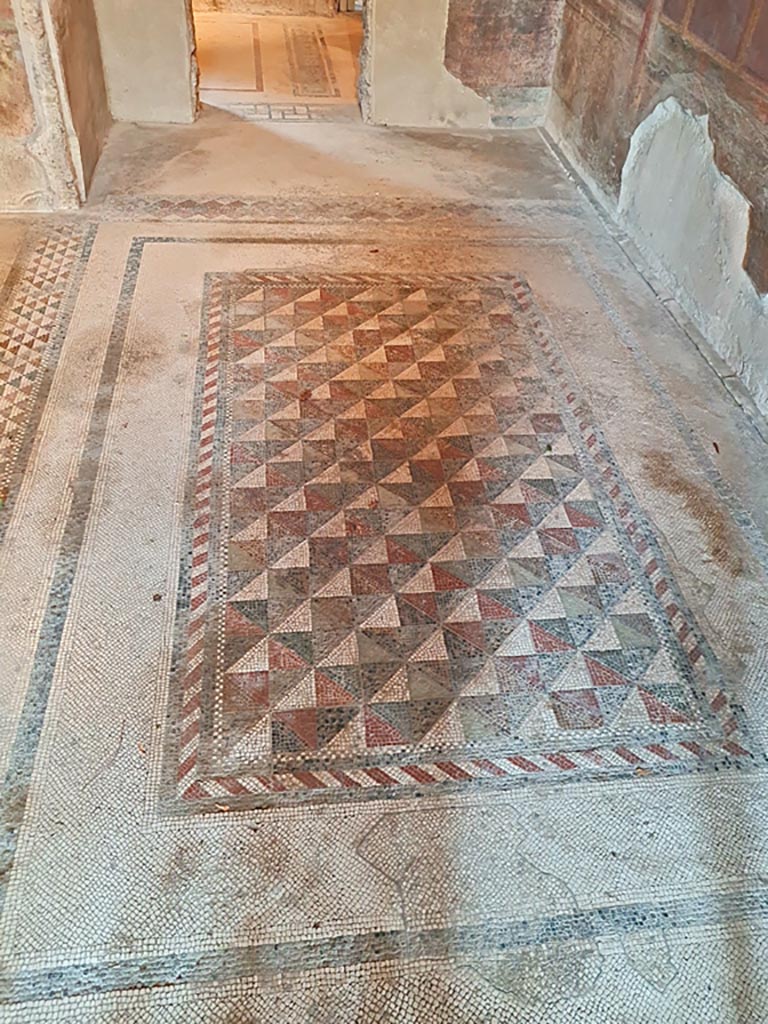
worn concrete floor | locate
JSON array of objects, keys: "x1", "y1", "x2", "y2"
[{"x1": 1, "y1": 118, "x2": 768, "y2": 1022}]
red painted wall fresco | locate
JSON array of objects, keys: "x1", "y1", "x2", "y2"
[
  {"x1": 444, "y1": 0, "x2": 564, "y2": 96},
  {"x1": 0, "y1": 0, "x2": 34, "y2": 137},
  {"x1": 664, "y1": 0, "x2": 768, "y2": 82}
]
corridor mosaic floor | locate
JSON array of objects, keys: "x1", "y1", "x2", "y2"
[{"x1": 1, "y1": 194, "x2": 768, "y2": 1022}]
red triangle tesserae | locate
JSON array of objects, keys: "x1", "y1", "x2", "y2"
[
  {"x1": 269, "y1": 639, "x2": 308, "y2": 671},
  {"x1": 275, "y1": 708, "x2": 318, "y2": 748},
  {"x1": 364, "y1": 707, "x2": 406, "y2": 746},
  {"x1": 315, "y1": 671, "x2": 356, "y2": 706},
  {"x1": 431, "y1": 565, "x2": 469, "y2": 591},
  {"x1": 530, "y1": 621, "x2": 572, "y2": 653}
]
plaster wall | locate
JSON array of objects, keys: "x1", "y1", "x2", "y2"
[
  {"x1": 0, "y1": 0, "x2": 44, "y2": 207},
  {"x1": 366, "y1": 0, "x2": 564, "y2": 128},
  {"x1": 0, "y1": 1, "x2": 33, "y2": 137},
  {"x1": 548, "y1": 0, "x2": 768, "y2": 417},
  {"x1": 619, "y1": 98, "x2": 768, "y2": 416},
  {"x1": 366, "y1": 0, "x2": 491, "y2": 128},
  {"x1": 93, "y1": 0, "x2": 197, "y2": 123},
  {"x1": 49, "y1": 0, "x2": 111, "y2": 189},
  {"x1": 0, "y1": 0, "x2": 105, "y2": 210},
  {"x1": 445, "y1": 0, "x2": 564, "y2": 125}
]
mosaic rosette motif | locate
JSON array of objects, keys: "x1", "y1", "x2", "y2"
[{"x1": 168, "y1": 273, "x2": 751, "y2": 808}]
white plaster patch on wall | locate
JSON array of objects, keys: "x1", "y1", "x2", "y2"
[
  {"x1": 369, "y1": 0, "x2": 491, "y2": 128},
  {"x1": 619, "y1": 97, "x2": 768, "y2": 417}
]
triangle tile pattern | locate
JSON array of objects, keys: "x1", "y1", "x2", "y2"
[
  {"x1": 198, "y1": 275, "x2": 702, "y2": 776},
  {"x1": 0, "y1": 228, "x2": 88, "y2": 505}
]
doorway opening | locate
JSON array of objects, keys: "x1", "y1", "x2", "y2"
[{"x1": 192, "y1": 0, "x2": 364, "y2": 123}]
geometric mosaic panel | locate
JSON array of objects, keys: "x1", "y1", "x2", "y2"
[
  {"x1": 0, "y1": 227, "x2": 91, "y2": 515},
  {"x1": 166, "y1": 273, "x2": 753, "y2": 809}
]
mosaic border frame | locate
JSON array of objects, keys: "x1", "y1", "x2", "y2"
[
  {"x1": 162, "y1": 269, "x2": 761, "y2": 814},
  {"x1": 3, "y1": 885, "x2": 768, "y2": 1007},
  {"x1": 1, "y1": 233, "x2": 767, "y2": 1012}
]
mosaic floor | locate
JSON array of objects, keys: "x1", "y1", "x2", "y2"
[
  {"x1": 2, "y1": 127, "x2": 768, "y2": 1021},
  {"x1": 195, "y1": 11, "x2": 362, "y2": 121},
  {"x1": 170, "y1": 271, "x2": 748, "y2": 810}
]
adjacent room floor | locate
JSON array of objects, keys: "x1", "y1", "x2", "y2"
[
  {"x1": 2, "y1": 113, "x2": 768, "y2": 1022},
  {"x1": 194, "y1": 9, "x2": 362, "y2": 121}
]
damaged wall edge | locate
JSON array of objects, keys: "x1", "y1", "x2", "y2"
[
  {"x1": 546, "y1": 0, "x2": 768, "y2": 422},
  {"x1": 365, "y1": 0, "x2": 566, "y2": 129},
  {"x1": 366, "y1": 0, "x2": 491, "y2": 128},
  {"x1": 618, "y1": 98, "x2": 768, "y2": 419}
]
